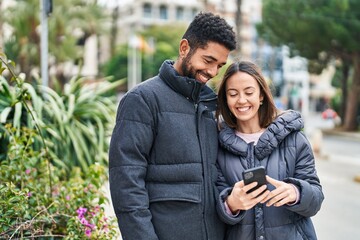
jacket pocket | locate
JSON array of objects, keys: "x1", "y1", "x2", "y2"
[{"x1": 147, "y1": 182, "x2": 201, "y2": 203}]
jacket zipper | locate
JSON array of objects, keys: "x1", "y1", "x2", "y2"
[{"x1": 195, "y1": 96, "x2": 217, "y2": 240}]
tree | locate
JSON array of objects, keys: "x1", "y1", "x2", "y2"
[
  {"x1": 257, "y1": 0, "x2": 360, "y2": 131},
  {"x1": 2, "y1": 0, "x2": 109, "y2": 87},
  {"x1": 102, "y1": 24, "x2": 187, "y2": 89},
  {"x1": 234, "y1": 0, "x2": 243, "y2": 57}
]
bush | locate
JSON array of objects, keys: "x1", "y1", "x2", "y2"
[
  {"x1": 0, "y1": 52, "x2": 120, "y2": 238},
  {"x1": 1, "y1": 54, "x2": 124, "y2": 174},
  {"x1": 0, "y1": 125, "x2": 118, "y2": 239}
]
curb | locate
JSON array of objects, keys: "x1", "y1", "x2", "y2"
[{"x1": 321, "y1": 129, "x2": 360, "y2": 142}]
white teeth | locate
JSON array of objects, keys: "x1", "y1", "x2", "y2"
[
  {"x1": 197, "y1": 73, "x2": 209, "y2": 83},
  {"x1": 237, "y1": 107, "x2": 250, "y2": 112}
]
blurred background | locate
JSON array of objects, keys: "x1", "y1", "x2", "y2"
[
  {"x1": 0, "y1": 0, "x2": 359, "y2": 239},
  {"x1": 2, "y1": 0, "x2": 359, "y2": 129}
]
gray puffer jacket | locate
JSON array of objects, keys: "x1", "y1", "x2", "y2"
[
  {"x1": 216, "y1": 110, "x2": 324, "y2": 240},
  {"x1": 109, "y1": 60, "x2": 225, "y2": 240}
]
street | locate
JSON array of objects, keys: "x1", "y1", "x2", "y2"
[
  {"x1": 311, "y1": 135, "x2": 360, "y2": 240},
  {"x1": 304, "y1": 115, "x2": 360, "y2": 240}
]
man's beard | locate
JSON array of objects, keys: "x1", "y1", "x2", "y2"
[
  {"x1": 180, "y1": 53, "x2": 212, "y2": 84},
  {"x1": 181, "y1": 53, "x2": 196, "y2": 80}
]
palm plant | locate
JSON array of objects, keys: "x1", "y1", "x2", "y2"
[
  {"x1": 2, "y1": 0, "x2": 110, "y2": 85},
  {"x1": 1, "y1": 52, "x2": 124, "y2": 173},
  {"x1": 40, "y1": 76, "x2": 123, "y2": 172}
]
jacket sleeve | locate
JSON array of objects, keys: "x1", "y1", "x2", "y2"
[
  {"x1": 284, "y1": 132, "x2": 324, "y2": 217},
  {"x1": 216, "y1": 162, "x2": 246, "y2": 225},
  {"x1": 109, "y1": 91, "x2": 159, "y2": 240}
]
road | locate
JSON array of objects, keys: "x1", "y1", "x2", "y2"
[{"x1": 307, "y1": 130, "x2": 360, "y2": 239}]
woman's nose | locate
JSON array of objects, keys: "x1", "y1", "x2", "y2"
[{"x1": 237, "y1": 95, "x2": 246, "y2": 103}]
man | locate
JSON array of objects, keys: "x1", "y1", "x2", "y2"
[{"x1": 109, "y1": 12, "x2": 236, "y2": 240}]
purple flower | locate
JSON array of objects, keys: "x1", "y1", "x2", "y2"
[
  {"x1": 27, "y1": 192, "x2": 32, "y2": 197},
  {"x1": 81, "y1": 218, "x2": 89, "y2": 225},
  {"x1": 25, "y1": 169, "x2": 31, "y2": 174},
  {"x1": 85, "y1": 228, "x2": 92, "y2": 237},
  {"x1": 65, "y1": 195, "x2": 71, "y2": 201},
  {"x1": 87, "y1": 223, "x2": 96, "y2": 230},
  {"x1": 76, "y1": 207, "x2": 87, "y2": 219}
]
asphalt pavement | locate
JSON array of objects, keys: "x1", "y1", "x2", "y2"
[{"x1": 304, "y1": 112, "x2": 360, "y2": 240}]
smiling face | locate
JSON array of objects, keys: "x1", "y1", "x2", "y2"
[
  {"x1": 225, "y1": 71, "x2": 264, "y2": 132},
  {"x1": 175, "y1": 40, "x2": 230, "y2": 84}
]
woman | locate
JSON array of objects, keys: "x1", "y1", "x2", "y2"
[{"x1": 215, "y1": 61, "x2": 324, "y2": 240}]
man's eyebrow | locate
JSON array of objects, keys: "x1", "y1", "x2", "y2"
[
  {"x1": 203, "y1": 55, "x2": 226, "y2": 65},
  {"x1": 203, "y1": 55, "x2": 217, "y2": 61}
]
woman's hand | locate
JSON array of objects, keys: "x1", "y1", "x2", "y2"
[
  {"x1": 226, "y1": 180, "x2": 269, "y2": 213},
  {"x1": 261, "y1": 176, "x2": 297, "y2": 207}
]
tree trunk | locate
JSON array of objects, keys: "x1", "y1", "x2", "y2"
[
  {"x1": 234, "y1": 0, "x2": 242, "y2": 57},
  {"x1": 110, "y1": 6, "x2": 119, "y2": 58},
  {"x1": 343, "y1": 53, "x2": 360, "y2": 131},
  {"x1": 340, "y1": 61, "x2": 350, "y2": 121}
]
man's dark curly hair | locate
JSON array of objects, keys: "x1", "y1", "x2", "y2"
[{"x1": 182, "y1": 12, "x2": 236, "y2": 52}]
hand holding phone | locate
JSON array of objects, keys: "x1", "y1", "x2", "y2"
[{"x1": 242, "y1": 166, "x2": 267, "y2": 193}]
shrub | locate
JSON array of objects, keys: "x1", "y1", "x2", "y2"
[
  {"x1": 1, "y1": 53, "x2": 124, "y2": 174},
  {"x1": 0, "y1": 125, "x2": 118, "y2": 239},
  {"x1": 0, "y1": 52, "x2": 120, "y2": 238}
]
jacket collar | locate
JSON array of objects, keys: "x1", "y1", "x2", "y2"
[
  {"x1": 219, "y1": 110, "x2": 304, "y2": 160},
  {"x1": 159, "y1": 60, "x2": 215, "y2": 103}
]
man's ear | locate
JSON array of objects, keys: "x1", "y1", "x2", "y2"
[{"x1": 179, "y1": 39, "x2": 190, "y2": 58}]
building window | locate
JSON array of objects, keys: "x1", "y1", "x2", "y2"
[
  {"x1": 143, "y1": 3, "x2": 152, "y2": 18},
  {"x1": 159, "y1": 5, "x2": 168, "y2": 20},
  {"x1": 176, "y1": 6, "x2": 184, "y2": 20},
  {"x1": 191, "y1": 8, "x2": 198, "y2": 19}
]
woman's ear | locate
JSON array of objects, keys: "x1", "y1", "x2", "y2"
[{"x1": 260, "y1": 95, "x2": 264, "y2": 105}]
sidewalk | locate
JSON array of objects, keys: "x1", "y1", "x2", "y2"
[
  {"x1": 304, "y1": 112, "x2": 360, "y2": 142},
  {"x1": 321, "y1": 128, "x2": 360, "y2": 142}
]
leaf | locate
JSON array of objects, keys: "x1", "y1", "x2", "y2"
[
  {"x1": 0, "y1": 67, "x2": 6, "y2": 74},
  {"x1": 0, "y1": 107, "x2": 12, "y2": 123},
  {"x1": 13, "y1": 102, "x2": 23, "y2": 129},
  {"x1": 65, "y1": 94, "x2": 75, "y2": 122}
]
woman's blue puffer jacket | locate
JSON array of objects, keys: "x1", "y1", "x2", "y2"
[{"x1": 216, "y1": 110, "x2": 324, "y2": 240}]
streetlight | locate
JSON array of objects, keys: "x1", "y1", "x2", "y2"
[{"x1": 40, "y1": 0, "x2": 52, "y2": 87}]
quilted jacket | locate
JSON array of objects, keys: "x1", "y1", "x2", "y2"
[
  {"x1": 109, "y1": 60, "x2": 225, "y2": 240},
  {"x1": 216, "y1": 111, "x2": 324, "y2": 240}
]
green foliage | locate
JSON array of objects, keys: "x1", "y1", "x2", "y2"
[
  {"x1": 257, "y1": 0, "x2": 360, "y2": 59},
  {"x1": 0, "y1": 51, "x2": 120, "y2": 238},
  {"x1": 101, "y1": 44, "x2": 128, "y2": 81},
  {"x1": 0, "y1": 125, "x2": 118, "y2": 239},
  {"x1": 2, "y1": 0, "x2": 110, "y2": 82},
  {"x1": 38, "y1": 76, "x2": 124, "y2": 173},
  {"x1": 1, "y1": 53, "x2": 124, "y2": 173},
  {"x1": 102, "y1": 24, "x2": 187, "y2": 85},
  {"x1": 258, "y1": 0, "x2": 360, "y2": 130}
]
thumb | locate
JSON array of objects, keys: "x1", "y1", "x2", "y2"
[{"x1": 266, "y1": 175, "x2": 280, "y2": 187}]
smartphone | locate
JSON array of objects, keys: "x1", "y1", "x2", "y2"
[{"x1": 242, "y1": 166, "x2": 267, "y2": 193}]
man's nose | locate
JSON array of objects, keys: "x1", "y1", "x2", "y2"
[{"x1": 207, "y1": 65, "x2": 218, "y2": 78}]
